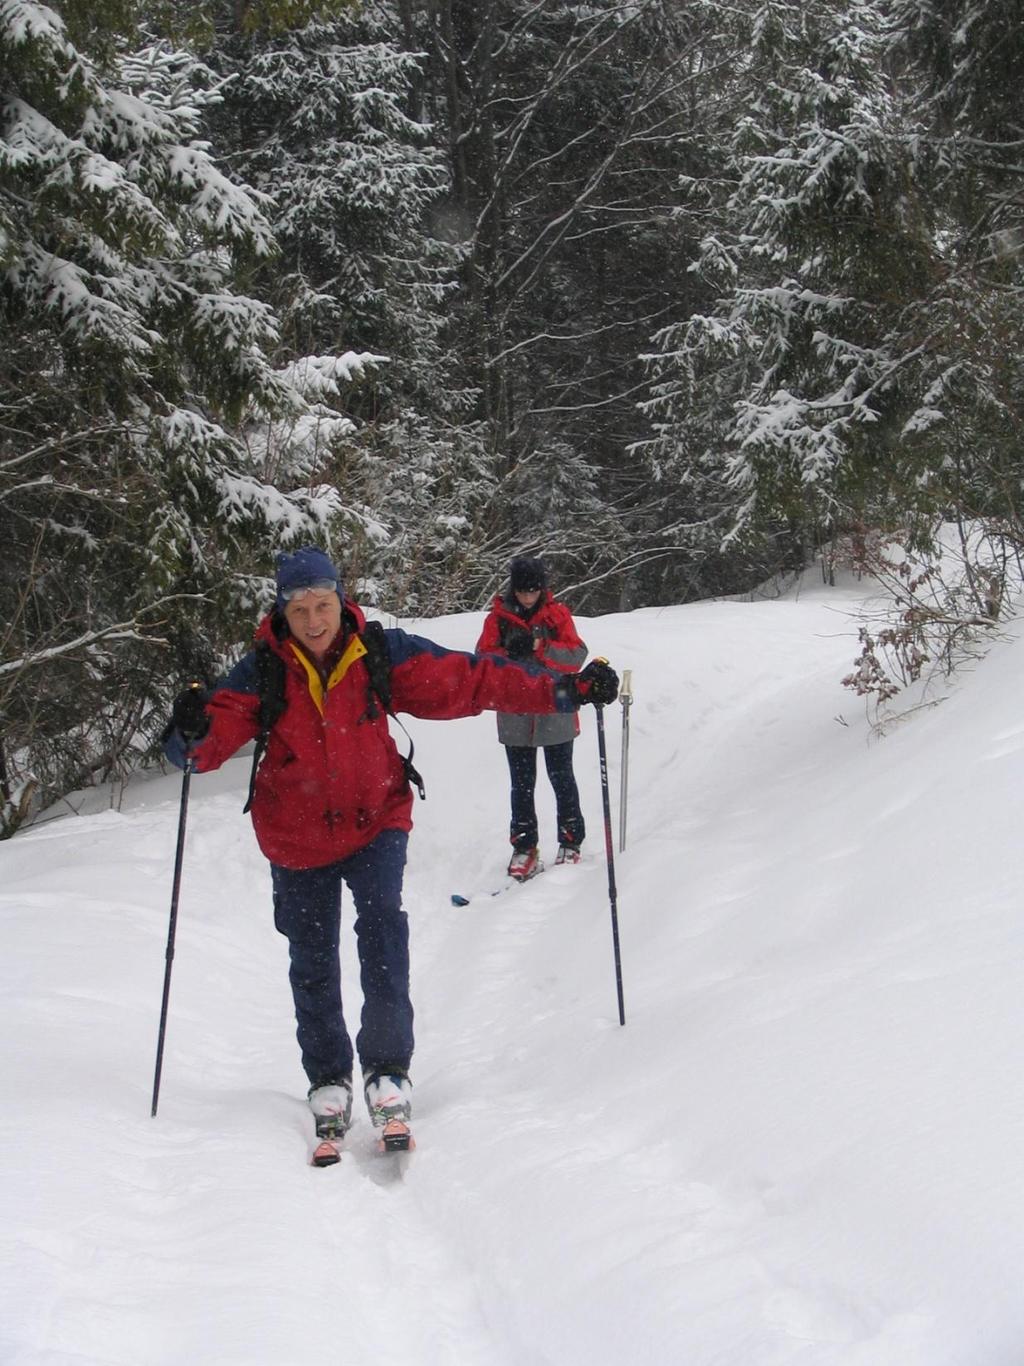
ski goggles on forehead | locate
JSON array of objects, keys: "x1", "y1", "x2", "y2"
[{"x1": 280, "y1": 578, "x2": 337, "y2": 602}]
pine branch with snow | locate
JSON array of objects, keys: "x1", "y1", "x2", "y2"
[{"x1": 0, "y1": 2, "x2": 390, "y2": 828}]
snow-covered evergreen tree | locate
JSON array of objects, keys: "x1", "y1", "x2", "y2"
[
  {"x1": 403, "y1": 0, "x2": 708, "y2": 606},
  {"x1": 198, "y1": 0, "x2": 502, "y2": 613},
  {"x1": 640, "y1": 0, "x2": 1024, "y2": 582},
  {"x1": 0, "y1": 0, "x2": 379, "y2": 828},
  {"x1": 640, "y1": 0, "x2": 936, "y2": 563},
  {"x1": 885, "y1": 0, "x2": 1024, "y2": 539},
  {"x1": 206, "y1": 1, "x2": 449, "y2": 383}
]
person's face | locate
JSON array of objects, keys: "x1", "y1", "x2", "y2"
[
  {"x1": 283, "y1": 590, "x2": 342, "y2": 661},
  {"x1": 514, "y1": 588, "x2": 542, "y2": 610}
]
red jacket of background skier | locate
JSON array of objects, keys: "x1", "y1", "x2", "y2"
[
  {"x1": 476, "y1": 590, "x2": 584, "y2": 673},
  {"x1": 476, "y1": 588, "x2": 587, "y2": 745}
]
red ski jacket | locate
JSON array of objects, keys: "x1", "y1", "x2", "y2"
[
  {"x1": 475, "y1": 590, "x2": 587, "y2": 746},
  {"x1": 169, "y1": 601, "x2": 578, "y2": 869}
]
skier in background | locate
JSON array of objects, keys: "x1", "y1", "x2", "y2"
[
  {"x1": 476, "y1": 556, "x2": 589, "y2": 881},
  {"x1": 163, "y1": 547, "x2": 617, "y2": 1160}
]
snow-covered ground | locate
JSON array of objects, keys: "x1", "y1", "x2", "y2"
[{"x1": 4, "y1": 575, "x2": 1024, "y2": 1365}]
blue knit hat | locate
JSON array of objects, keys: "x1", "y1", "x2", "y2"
[{"x1": 274, "y1": 547, "x2": 342, "y2": 610}]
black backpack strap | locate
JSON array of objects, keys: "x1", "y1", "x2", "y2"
[
  {"x1": 393, "y1": 718, "x2": 426, "y2": 801},
  {"x1": 243, "y1": 642, "x2": 288, "y2": 814},
  {"x1": 360, "y1": 622, "x2": 426, "y2": 801},
  {"x1": 359, "y1": 620, "x2": 392, "y2": 716}
]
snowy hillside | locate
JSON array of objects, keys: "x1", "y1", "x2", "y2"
[{"x1": 4, "y1": 579, "x2": 1024, "y2": 1365}]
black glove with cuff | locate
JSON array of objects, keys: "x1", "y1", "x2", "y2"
[
  {"x1": 170, "y1": 684, "x2": 210, "y2": 742},
  {"x1": 568, "y1": 659, "x2": 619, "y2": 707}
]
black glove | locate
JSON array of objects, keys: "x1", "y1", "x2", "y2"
[
  {"x1": 570, "y1": 659, "x2": 619, "y2": 706},
  {"x1": 506, "y1": 629, "x2": 534, "y2": 661},
  {"x1": 170, "y1": 685, "x2": 210, "y2": 741}
]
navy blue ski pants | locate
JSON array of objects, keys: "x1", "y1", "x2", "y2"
[
  {"x1": 505, "y1": 740, "x2": 584, "y2": 851},
  {"x1": 270, "y1": 828, "x2": 412, "y2": 1088}
]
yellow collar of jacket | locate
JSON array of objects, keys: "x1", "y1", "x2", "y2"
[{"x1": 288, "y1": 634, "x2": 368, "y2": 715}]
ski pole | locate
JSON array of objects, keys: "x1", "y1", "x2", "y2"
[
  {"x1": 151, "y1": 755, "x2": 194, "y2": 1117},
  {"x1": 594, "y1": 695, "x2": 626, "y2": 1026},
  {"x1": 618, "y1": 669, "x2": 632, "y2": 852}
]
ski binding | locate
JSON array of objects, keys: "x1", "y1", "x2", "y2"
[
  {"x1": 311, "y1": 1138, "x2": 342, "y2": 1167},
  {"x1": 377, "y1": 1118, "x2": 415, "y2": 1153}
]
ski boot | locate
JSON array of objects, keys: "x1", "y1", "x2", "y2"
[
  {"x1": 363, "y1": 1069, "x2": 415, "y2": 1152},
  {"x1": 555, "y1": 827, "x2": 583, "y2": 865},
  {"x1": 507, "y1": 846, "x2": 541, "y2": 881},
  {"x1": 308, "y1": 1079, "x2": 352, "y2": 1166}
]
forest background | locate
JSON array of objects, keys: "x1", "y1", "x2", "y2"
[{"x1": 2, "y1": 0, "x2": 1023, "y2": 831}]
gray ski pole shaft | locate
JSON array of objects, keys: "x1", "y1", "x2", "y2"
[
  {"x1": 151, "y1": 757, "x2": 194, "y2": 1116},
  {"x1": 618, "y1": 669, "x2": 632, "y2": 853},
  {"x1": 595, "y1": 699, "x2": 626, "y2": 1025}
]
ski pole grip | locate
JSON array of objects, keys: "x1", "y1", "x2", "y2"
[
  {"x1": 585, "y1": 656, "x2": 612, "y2": 709},
  {"x1": 619, "y1": 669, "x2": 632, "y2": 704}
]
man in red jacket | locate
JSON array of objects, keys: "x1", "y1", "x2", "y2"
[{"x1": 165, "y1": 547, "x2": 617, "y2": 1157}]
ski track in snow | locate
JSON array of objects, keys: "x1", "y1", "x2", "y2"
[{"x1": 4, "y1": 586, "x2": 1024, "y2": 1363}]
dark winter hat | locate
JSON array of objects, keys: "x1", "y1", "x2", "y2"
[
  {"x1": 275, "y1": 546, "x2": 342, "y2": 610},
  {"x1": 509, "y1": 556, "x2": 547, "y2": 593}
]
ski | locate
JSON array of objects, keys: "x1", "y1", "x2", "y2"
[
  {"x1": 376, "y1": 1118, "x2": 415, "y2": 1154},
  {"x1": 452, "y1": 861, "x2": 544, "y2": 906},
  {"x1": 310, "y1": 1126, "x2": 415, "y2": 1164},
  {"x1": 311, "y1": 1137, "x2": 342, "y2": 1167}
]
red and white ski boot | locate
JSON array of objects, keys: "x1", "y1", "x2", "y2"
[{"x1": 507, "y1": 847, "x2": 541, "y2": 881}]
